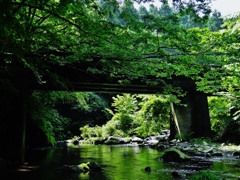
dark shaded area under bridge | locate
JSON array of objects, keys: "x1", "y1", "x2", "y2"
[
  {"x1": 26, "y1": 63, "x2": 197, "y2": 94},
  {"x1": 3, "y1": 62, "x2": 212, "y2": 164},
  {"x1": 26, "y1": 63, "x2": 211, "y2": 139}
]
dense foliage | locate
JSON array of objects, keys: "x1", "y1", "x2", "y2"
[
  {"x1": 0, "y1": 0, "x2": 239, "y2": 148},
  {"x1": 1, "y1": 0, "x2": 238, "y2": 93},
  {"x1": 80, "y1": 94, "x2": 170, "y2": 139},
  {"x1": 79, "y1": 93, "x2": 240, "y2": 143},
  {"x1": 25, "y1": 91, "x2": 111, "y2": 146},
  {"x1": 208, "y1": 95, "x2": 240, "y2": 143}
]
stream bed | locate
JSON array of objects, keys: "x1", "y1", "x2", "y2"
[{"x1": 2, "y1": 144, "x2": 240, "y2": 179}]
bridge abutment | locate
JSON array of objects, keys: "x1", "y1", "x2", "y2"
[
  {"x1": 0, "y1": 89, "x2": 27, "y2": 164},
  {"x1": 170, "y1": 92, "x2": 211, "y2": 139}
]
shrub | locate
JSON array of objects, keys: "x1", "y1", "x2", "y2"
[
  {"x1": 94, "y1": 125, "x2": 103, "y2": 138},
  {"x1": 102, "y1": 120, "x2": 119, "y2": 137},
  {"x1": 208, "y1": 97, "x2": 232, "y2": 139},
  {"x1": 80, "y1": 125, "x2": 95, "y2": 138}
]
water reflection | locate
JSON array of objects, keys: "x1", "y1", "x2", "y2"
[
  {"x1": 2, "y1": 144, "x2": 240, "y2": 179},
  {"x1": 71, "y1": 144, "x2": 171, "y2": 180}
]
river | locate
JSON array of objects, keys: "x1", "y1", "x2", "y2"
[{"x1": 2, "y1": 143, "x2": 240, "y2": 179}]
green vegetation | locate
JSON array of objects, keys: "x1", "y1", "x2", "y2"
[
  {"x1": 26, "y1": 91, "x2": 111, "y2": 146},
  {"x1": 80, "y1": 94, "x2": 171, "y2": 141},
  {"x1": 208, "y1": 97, "x2": 232, "y2": 139},
  {"x1": 78, "y1": 92, "x2": 240, "y2": 144},
  {"x1": 0, "y1": 0, "x2": 239, "y2": 160},
  {"x1": 189, "y1": 170, "x2": 222, "y2": 180},
  {"x1": 208, "y1": 95, "x2": 240, "y2": 143}
]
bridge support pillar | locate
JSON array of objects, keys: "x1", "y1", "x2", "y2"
[
  {"x1": 169, "y1": 92, "x2": 211, "y2": 139},
  {"x1": 17, "y1": 90, "x2": 27, "y2": 164},
  {"x1": 0, "y1": 89, "x2": 27, "y2": 164}
]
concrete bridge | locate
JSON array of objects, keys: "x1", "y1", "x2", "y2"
[
  {"x1": 28, "y1": 62, "x2": 211, "y2": 136},
  {"x1": 12, "y1": 62, "x2": 212, "y2": 163},
  {"x1": 27, "y1": 63, "x2": 197, "y2": 93},
  {"x1": 24, "y1": 62, "x2": 211, "y2": 139}
]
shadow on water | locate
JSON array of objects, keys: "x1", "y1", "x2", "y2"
[{"x1": 1, "y1": 144, "x2": 240, "y2": 179}]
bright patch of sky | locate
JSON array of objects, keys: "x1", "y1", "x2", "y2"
[
  {"x1": 134, "y1": 0, "x2": 240, "y2": 16},
  {"x1": 211, "y1": 0, "x2": 240, "y2": 16}
]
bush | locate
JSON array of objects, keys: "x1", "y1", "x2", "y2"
[
  {"x1": 111, "y1": 113, "x2": 135, "y2": 132},
  {"x1": 208, "y1": 97, "x2": 231, "y2": 138},
  {"x1": 80, "y1": 125, "x2": 95, "y2": 138},
  {"x1": 102, "y1": 120, "x2": 120, "y2": 137},
  {"x1": 135, "y1": 95, "x2": 170, "y2": 137},
  {"x1": 79, "y1": 94, "x2": 172, "y2": 139},
  {"x1": 94, "y1": 125, "x2": 103, "y2": 138}
]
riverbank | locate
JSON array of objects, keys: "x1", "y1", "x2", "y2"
[
  {"x1": 66, "y1": 133, "x2": 240, "y2": 179},
  {"x1": 1, "y1": 137, "x2": 240, "y2": 180},
  {"x1": 67, "y1": 131, "x2": 240, "y2": 159}
]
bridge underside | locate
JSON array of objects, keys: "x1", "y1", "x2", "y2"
[
  {"x1": 26, "y1": 64, "x2": 211, "y2": 138},
  {"x1": 32, "y1": 80, "x2": 196, "y2": 94},
  {"x1": 7, "y1": 63, "x2": 211, "y2": 163},
  {"x1": 14, "y1": 63, "x2": 195, "y2": 93}
]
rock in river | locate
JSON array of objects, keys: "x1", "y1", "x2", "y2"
[{"x1": 160, "y1": 147, "x2": 190, "y2": 163}]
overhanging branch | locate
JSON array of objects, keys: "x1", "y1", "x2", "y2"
[{"x1": 11, "y1": 2, "x2": 87, "y2": 33}]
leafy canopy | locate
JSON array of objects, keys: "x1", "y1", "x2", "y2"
[{"x1": 0, "y1": 0, "x2": 239, "y2": 97}]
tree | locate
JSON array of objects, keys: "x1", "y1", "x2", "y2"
[
  {"x1": 136, "y1": 95, "x2": 170, "y2": 137},
  {"x1": 106, "y1": 94, "x2": 138, "y2": 134},
  {"x1": 119, "y1": 1, "x2": 141, "y2": 27},
  {"x1": 149, "y1": 4, "x2": 159, "y2": 17},
  {"x1": 0, "y1": 0, "x2": 216, "y2": 95},
  {"x1": 158, "y1": 2, "x2": 173, "y2": 18},
  {"x1": 58, "y1": 92, "x2": 112, "y2": 135},
  {"x1": 138, "y1": 5, "x2": 149, "y2": 18},
  {"x1": 1, "y1": 0, "x2": 239, "y2": 162},
  {"x1": 208, "y1": 10, "x2": 224, "y2": 31},
  {"x1": 26, "y1": 91, "x2": 92, "y2": 146}
]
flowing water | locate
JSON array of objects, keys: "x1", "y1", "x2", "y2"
[{"x1": 2, "y1": 144, "x2": 240, "y2": 180}]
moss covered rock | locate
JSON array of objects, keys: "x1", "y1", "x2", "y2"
[
  {"x1": 104, "y1": 136, "x2": 121, "y2": 145},
  {"x1": 69, "y1": 161, "x2": 101, "y2": 173},
  {"x1": 86, "y1": 161, "x2": 102, "y2": 172},
  {"x1": 160, "y1": 147, "x2": 190, "y2": 162}
]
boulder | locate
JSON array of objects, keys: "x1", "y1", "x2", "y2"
[
  {"x1": 104, "y1": 136, "x2": 121, "y2": 145},
  {"x1": 232, "y1": 151, "x2": 240, "y2": 156},
  {"x1": 86, "y1": 161, "x2": 102, "y2": 172},
  {"x1": 171, "y1": 171, "x2": 185, "y2": 179},
  {"x1": 144, "y1": 166, "x2": 151, "y2": 172},
  {"x1": 94, "y1": 138, "x2": 107, "y2": 145},
  {"x1": 212, "y1": 152, "x2": 223, "y2": 157},
  {"x1": 73, "y1": 140, "x2": 79, "y2": 145},
  {"x1": 160, "y1": 147, "x2": 190, "y2": 162},
  {"x1": 144, "y1": 136, "x2": 159, "y2": 145},
  {"x1": 132, "y1": 137, "x2": 143, "y2": 143},
  {"x1": 69, "y1": 161, "x2": 101, "y2": 173}
]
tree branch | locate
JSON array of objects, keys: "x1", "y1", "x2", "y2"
[{"x1": 11, "y1": 2, "x2": 87, "y2": 34}]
